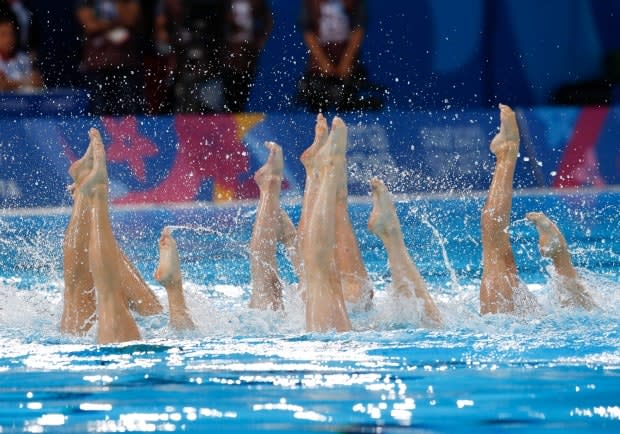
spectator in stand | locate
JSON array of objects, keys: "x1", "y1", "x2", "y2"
[
  {"x1": 141, "y1": 0, "x2": 174, "y2": 114},
  {"x1": 297, "y1": 0, "x2": 381, "y2": 112},
  {"x1": 0, "y1": 1, "x2": 38, "y2": 60},
  {"x1": 154, "y1": 0, "x2": 228, "y2": 113},
  {"x1": 222, "y1": 0, "x2": 272, "y2": 112},
  {"x1": 152, "y1": 0, "x2": 181, "y2": 113},
  {"x1": 75, "y1": 0, "x2": 145, "y2": 115},
  {"x1": 153, "y1": 0, "x2": 180, "y2": 57},
  {"x1": 0, "y1": 13, "x2": 42, "y2": 92}
]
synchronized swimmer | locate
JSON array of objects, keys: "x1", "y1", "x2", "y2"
[{"x1": 61, "y1": 104, "x2": 598, "y2": 344}]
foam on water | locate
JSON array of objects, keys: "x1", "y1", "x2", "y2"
[{"x1": 1, "y1": 265, "x2": 619, "y2": 344}]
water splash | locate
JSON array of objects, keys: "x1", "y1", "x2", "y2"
[
  {"x1": 163, "y1": 224, "x2": 249, "y2": 258},
  {"x1": 510, "y1": 217, "x2": 543, "y2": 270},
  {"x1": 421, "y1": 215, "x2": 461, "y2": 293},
  {"x1": 164, "y1": 224, "x2": 221, "y2": 236}
]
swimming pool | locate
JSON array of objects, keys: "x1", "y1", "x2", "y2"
[{"x1": 0, "y1": 189, "x2": 618, "y2": 433}]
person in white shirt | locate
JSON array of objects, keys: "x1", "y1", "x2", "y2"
[{"x1": 0, "y1": 14, "x2": 41, "y2": 92}]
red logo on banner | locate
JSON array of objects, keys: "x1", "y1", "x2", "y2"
[
  {"x1": 114, "y1": 114, "x2": 249, "y2": 204},
  {"x1": 102, "y1": 117, "x2": 160, "y2": 183},
  {"x1": 553, "y1": 107, "x2": 608, "y2": 188}
]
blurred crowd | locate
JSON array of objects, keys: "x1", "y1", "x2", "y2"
[
  {"x1": 0, "y1": 0, "x2": 384, "y2": 116},
  {"x1": 0, "y1": 0, "x2": 42, "y2": 93}
]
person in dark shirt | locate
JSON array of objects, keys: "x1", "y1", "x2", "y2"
[
  {"x1": 298, "y1": 0, "x2": 379, "y2": 111},
  {"x1": 222, "y1": 0, "x2": 272, "y2": 112},
  {"x1": 155, "y1": 0, "x2": 228, "y2": 113},
  {"x1": 75, "y1": 0, "x2": 145, "y2": 115}
]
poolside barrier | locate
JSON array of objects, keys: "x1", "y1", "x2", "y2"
[{"x1": 0, "y1": 107, "x2": 617, "y2": 208}]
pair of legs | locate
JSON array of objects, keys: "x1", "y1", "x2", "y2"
[
  {"x1": 68, "y1": 129, "x2": 143, "y2": 343},
  {"x1": 297, "y1": 115, "x2": 441, "y2": 329},
  {"x1": 480, "y1": 104, "x2": 596, "y2": 314},
  {"x1": 298, "y1": 116, "x2": 354, "y2": 331},
  {"x1": 62, "y1": 128, "x2": 163, "y2": 337},
  {"x1": 298, "y1": 114, "x2": 373, "y2": 308},
  {"x1": 62, "y1": 129, "x2": 192, "y2": 343}
]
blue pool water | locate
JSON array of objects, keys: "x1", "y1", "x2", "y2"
[{"x1": 0, "y1": 189, "x2": 619, "y2": 433}]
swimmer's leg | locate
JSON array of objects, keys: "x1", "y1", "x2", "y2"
[
  {"x1": 66, "y1": 132, "x2": 95, "y2": 194},
  {"x1": 61, "y1": 136, "x2": 95, "y2": 335},
  {"x1": 81, "y1": 129, "x2": 163, "y2": 315},
  {"x1": 248, "y1": 141, "x2": 285, "y2": 310},
  {"x1": 82, "y1": 130, "x2": 162, "y2": 316},
  {"x1": 480, "y1": 103, "x2": 521, "y2": 315},
  {"x1": 299, "y1": 114, "x2": 328, "y2": 234},
  {"x1": 526, "y1": 212, "x2": 598, "y2": 310},
  {"x1": 303, "y1": 117, "x2": 351, "y2": 332},
  {"x1": 330, "y1": 122, "x2": 373, "y2": 308},
  {"x1": 368, "y1": 177, "x2": 442, "y2": 327},
  {"x1": 117, "y1": 249, "x2": 164, "y2": 315},
  {"x1": 335, "y1": 204, "x2": 374, "y2": 308},
  {"x1": 297, "y1": 113, "x2": 329, "y2": 287},
  {"x1": 154, "y1": 227, "x2": 195, "y2": 329},
  {"x1": 81, "y1": 129, "x2": 140, "y2": 344}
]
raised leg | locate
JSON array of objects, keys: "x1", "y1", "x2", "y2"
[
  {"x1": 368, "y1": 177, "x2": 442, "y2": 327},
  {"x1": 61, "y1": 137, "x2": 96, "y2": 335},
  {"x1": 248, "y1": 141, "x2": 285, "y2": 310},
  {"x1": 479, "y1": 103, "x2": 521, "y2": 314},
  {"x1": 298, "y1": 113, "x2": 372, "y2": 308},
  {"x1": 526, "y1": 212, "x2": 598, "y2": 310},
  {"x1": 154, "y1": 227, "x2": 195, "y2": 329},
  {"x1": 80, "y1": 128, "x2": 141, "y2": 344},
  {"x1": 118, "y1": 249, "x2": 163, "y2": 315},
  {"x1": 89, "y1": 129, "x2": 163, "y2": 316},
  {"x1": 297, "y1": 113, "x2": 329, "y2": 288},
  {"x1": 331, "y1": 125, "x2": 373, "y2": 307}
]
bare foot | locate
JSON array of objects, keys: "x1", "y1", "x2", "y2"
[
  {"x1": 526, "y1": 212, "x2": 566, "y2": 257},
  {"x1": 327, "y1": 116, "x2": 348, "y2": 157},
  {"x1": 67, "y1": 130, "x2": 98, "y2": 197},
  {"x1": 155, "y1": 227, "x2": 195, "y2": 330},
  {"x1": 315, "y1": 116, "x2": 347, "y2": 171},
  {"x1": 254, "y1": 141, "x2": 283, "y2": 191},
  {"x1": 154, "y1": 227, "x2": 182, "y2": 286},
  {"x1": 68, "y1": 131, "x2": 97, "y2": 182},
  {"x1": 368, "y1": 177, "x2": 400, "y2": 238},
  {"x1": 490, "y1": 103, "x2": 519, "y2": 160},
  {"x1": 79, "y1": 129, "x2": 108, "y2": 196},
  {"x1": 300, "y1": 113, "x2": 328, "y2": 172}
]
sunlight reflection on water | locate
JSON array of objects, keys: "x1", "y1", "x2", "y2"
[{"x1": 0, "y1": 191, "x2": 618, "y2": 432}]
